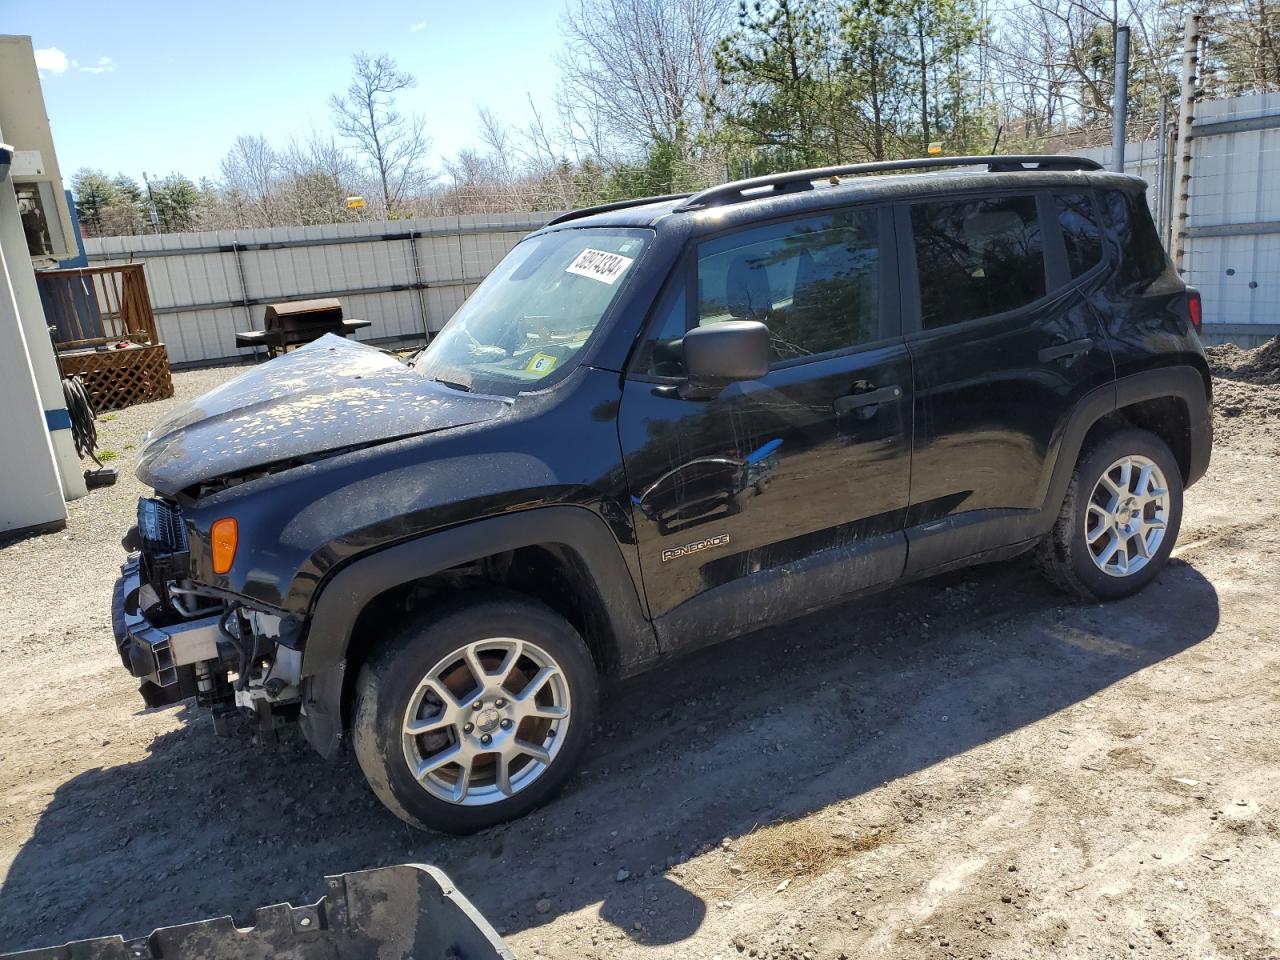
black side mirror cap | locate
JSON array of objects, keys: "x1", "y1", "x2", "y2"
[{"x1": 680, "y1": 321, "x2": 770, "y2": 398}]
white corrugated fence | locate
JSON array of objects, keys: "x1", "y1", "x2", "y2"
[
  {"x1": 1081, "y1": 91, "x2": 1280, "y2": 346},
  {"x1": 83, "y1": 211, "x2": 563, "y2": 366}
]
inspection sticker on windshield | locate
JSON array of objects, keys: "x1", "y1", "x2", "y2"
[
  {"x1": 565, "y1": 248, "x2": 634, "y2": 285},
  {"x1": 525, "y1": 352, "x2": 558, "y2": 374}
]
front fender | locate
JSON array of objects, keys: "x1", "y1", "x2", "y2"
[{"x1": 296, "y1": 506, "x2": 657, "y2": 756}]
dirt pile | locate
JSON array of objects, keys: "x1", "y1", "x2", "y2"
[
  {"x1": 1205, "y1": 336, "x2": 1280, "y2": 385},
  {"x1": 1206, "y1": 336, "x2": 1280, "y2": 452}
]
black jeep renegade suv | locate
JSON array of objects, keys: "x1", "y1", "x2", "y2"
[{"x1": 113, "y1": 156, "x2": 1212, "y2": 833}]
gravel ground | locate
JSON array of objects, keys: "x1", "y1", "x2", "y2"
[
  {"x1": 0, "y1": 366, "x2": 236, "y2": 667},
  {"x1": 1, "y1": 348, "x2": 1279, "y2": 959}
]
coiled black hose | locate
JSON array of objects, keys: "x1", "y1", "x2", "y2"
[{"x1": 62, "y1": 375, "x2": 103, "y2": 467}]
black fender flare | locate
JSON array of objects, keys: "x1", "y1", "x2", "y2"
[
  {"x1": 1045, "y1": 364, "x2": 1211, "y2": 519},
  {"x1": 902, "y1": 364, "x2": 1211, "y2": 581},
  {"x1": 296, "y1": 506, "x2": 656, "y2": 756},
  {"x1": 1115, "y1": 364, "x2": 1212, "y2": 487}
]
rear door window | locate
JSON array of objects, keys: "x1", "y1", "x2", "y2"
[
  {"x1": 1055, "y1": 193, "x2": 1104, "y2": 278},
  {"x1": 911, "y1": 195, "x2": 1047, "y2": 328}
]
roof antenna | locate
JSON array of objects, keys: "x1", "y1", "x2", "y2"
[{"x1": 989, "y1": 124, "x2": 1004, "y2": 155}]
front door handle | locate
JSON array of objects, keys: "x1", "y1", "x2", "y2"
[
  {"x1": 1038, "y1": 337, "x2": 1094, "y2": 363},
  {"x1": 834, "y1": 384, "x2": 902, "y2": 417}
]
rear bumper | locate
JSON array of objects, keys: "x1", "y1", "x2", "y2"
[
  {"x1": 112, "y1": 556, "x2": 222, "y2": 706},
  {"x1": 1187, "y1": 378, "x2": 1213, "y2": 488}
]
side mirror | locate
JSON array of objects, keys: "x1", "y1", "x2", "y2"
[{"x1": 680, "y1": 321, "x2": 770, "y2": 398}]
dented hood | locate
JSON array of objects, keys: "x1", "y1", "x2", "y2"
[{"x1": 136, "y1": 335, "x2": 509, "y2": 496}]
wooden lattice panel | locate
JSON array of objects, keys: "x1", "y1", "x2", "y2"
[{"x1": 58, "y1": 344, "x2": 175, "y2": 412}]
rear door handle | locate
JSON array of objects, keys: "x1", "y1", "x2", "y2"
[
  {"x1": 1038, "y1": 337, "x2": 1093, "y2": 363},
  {"x1": 834, "y1": 384, "x2": 902, "y2": 416}
]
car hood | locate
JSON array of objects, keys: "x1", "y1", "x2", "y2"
[{"x1": 136, "y1": 335, "x2": 510, "y2": 496}]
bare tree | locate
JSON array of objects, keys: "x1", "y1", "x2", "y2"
[
  {"x1": 558, "y1": 0, "x2": 735, "y2": 160},
  {"x1": 278, "y1": 129, "x2": 366, "y2": 224},
  {"x1": 439, "y1": 102, "x2": 602, "y2": 215},
  {"x1": 1202, "y1": 0, "x2": 1280, "y2": 96},
  {"x1": 989, "y1": 0, "x2": 1183, "y2": 147},
  {"x1": 219, "y1": 134, "x2": 279, "y2": 226},
  {"x1": 329, "y1": 53, "x2": 433, "y2": 215}
]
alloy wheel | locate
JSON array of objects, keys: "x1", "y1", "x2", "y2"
[
  {"x1": 1084, "y1": 454, "x2": 1170, "y2": 578},
  {"x1": 401, "y1": 638, "x2": 571, "y2": 806}
]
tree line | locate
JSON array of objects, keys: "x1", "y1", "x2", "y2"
[{"x1": 71, "y1": 0, "x2": 1280, "y2": 237}]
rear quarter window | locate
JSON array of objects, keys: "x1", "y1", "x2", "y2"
[{"x1": 1102, "y1": 188, "x2": 1170, "y2": 286}]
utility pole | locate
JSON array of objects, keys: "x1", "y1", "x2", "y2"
[
  {"x1": 142, "y1": 170, "x2": 160, "y2": 234},
  {"x1": 1171, "y1": 13, "x2": 1201, "y2": 273},
  {"x1": 1155, "y1": 97, "x2": 1168, "y2": 239},
  {"x1": 1111, "y1": 25, "x2": 1131, "y2": 173}
]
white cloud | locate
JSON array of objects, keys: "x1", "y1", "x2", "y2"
[
  {"x1": 410, "y1": 20, "x2": 426, "y2": 30},
  {"x1": 79, "y1": 56, "x2": 115, "y2": 75},
  {"x1": 34, "y1": 46, "x2": 70, "y2": 75},
  {"x1": 33, "y1": 48, "x2": 115, "y2": 77}
]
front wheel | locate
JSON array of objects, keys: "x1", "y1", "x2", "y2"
[
  {"x1": 352, "y1": 593, "x2": 598, "y2": 834},
  {"x1": 1036, "y1": 427, "x2": 1184, "y2": 600}
]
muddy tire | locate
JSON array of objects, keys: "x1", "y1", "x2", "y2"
[
  {"x1": 352, "y1": 593, "x2": 597, "y2": 834},
  {"x1": 1036, "y1": 428, "x2": 1184, "y2": 601}
]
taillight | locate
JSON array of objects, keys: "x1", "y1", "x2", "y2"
[
  {"x1": 1187, "y1": 288, "x2": 1203, "y2": 333},
  {"x1": 210, "y1": 517, "x2": 238, "y2": 575}
]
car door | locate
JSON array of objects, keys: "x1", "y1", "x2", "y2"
[
  {"x1": 617, "y1": 203, "x2": 913, "y2": 653},
  {"x1": 898, "y1": 188, "x2": 1116, "y2": 575}
]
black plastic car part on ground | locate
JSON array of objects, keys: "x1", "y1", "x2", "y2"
[
  {"x1": 0, "y1": 863, "x2": 513, "y2": 960},
  {"x1": 112, "y1": 155, "x2": 1212, "y2": 833}
]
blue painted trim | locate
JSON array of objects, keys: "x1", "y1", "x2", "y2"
[
  {"x1": 59, "y1": 188, "x2": 89, "y2": 268},
  {"x1": 745, "y1": 438, "x2": 783, "y2": 464},
  {"x1": 45, "y1": 408, "x2": 72, "y2": 431}
]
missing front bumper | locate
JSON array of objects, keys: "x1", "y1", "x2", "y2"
[{"x1": 112, "y1": 557, "x2": 222, "y2": 706}]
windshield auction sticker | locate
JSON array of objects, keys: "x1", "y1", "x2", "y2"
[{"x1": 565, "y1": 248, "x2": 635, "y2": 285}]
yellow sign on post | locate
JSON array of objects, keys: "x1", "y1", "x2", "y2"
[{"x1": 345, "y1": 196, "x2": 366, "y2": 210}]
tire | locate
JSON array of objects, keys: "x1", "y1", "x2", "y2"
[
  {"x1": 1035, "y1": 427, "x2": 1184, "y2": 601},
  {"x1": 352, "y1": 592, "x2": 598, "y2": 834}
]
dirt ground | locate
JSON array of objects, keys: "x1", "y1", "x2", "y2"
[{"x1": 2, "y1": 345, "x2": 1279, "y2": 959}]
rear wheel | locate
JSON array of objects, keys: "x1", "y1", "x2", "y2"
[
  {"x1": 353, "y1": 594, "x2": 597, "y2": 833},
  {"x1": 1036, "y1": 428, "x2": 1184, "y2": 600}
]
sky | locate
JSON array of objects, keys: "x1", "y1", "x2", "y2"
[{"x1": 6, "y1": 0, "x2": 565, "y2": 185}]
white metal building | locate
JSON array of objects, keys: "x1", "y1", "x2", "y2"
[{"x1": 0, "y1": 35, "x2": 89, "y2": 538}]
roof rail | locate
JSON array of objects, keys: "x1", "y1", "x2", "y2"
[
  {"x1": 674, "y1": 155, "x2": 1103, "y2": 212},
  {"x1": 546, "y1": 191, "x2": 694, "y2": 226}
]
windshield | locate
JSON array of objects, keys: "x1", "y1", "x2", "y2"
[{"x1": 414, "y1": 227, "x2": 651, "y2": 394}]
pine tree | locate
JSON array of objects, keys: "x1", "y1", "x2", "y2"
[{"x1": 69, "y1": 169, "x2": 119, "y2": 232}]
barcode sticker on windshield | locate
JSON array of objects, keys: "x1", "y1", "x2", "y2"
[{"x1": 565, "y1": 248, "x2": 634, "y2": 285}]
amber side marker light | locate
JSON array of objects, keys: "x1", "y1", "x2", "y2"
[{"x1": 211, "y1": 518, "x2": 238, "y2": 574}]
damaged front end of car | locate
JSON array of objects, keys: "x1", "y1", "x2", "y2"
[
  {"x1": 109, "y1": 336, "x2": 514, "y2": 747},
  {"x1": 114, "y1": 496, "x2": 306, "y2": 742}
]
